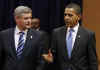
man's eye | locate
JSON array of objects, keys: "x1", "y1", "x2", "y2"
[
  {"x1": 64, "y1": 14, "x2": 73, "y2": 17},
  {"x1": 68, "y1": 14, "x2": 73, "y2": 17},
  {"x1": 24, "y1": 17, "x2": 28, "y2": 20},
  {"x1": 64, "y1": 14, "x2": 67, "y2": 16}
]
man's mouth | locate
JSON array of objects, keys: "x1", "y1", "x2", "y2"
[{"x1": 25, "y1": 22, "x2": 31, "y2": 25}]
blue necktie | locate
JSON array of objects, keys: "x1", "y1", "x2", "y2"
[
  {"x1": 17, "y1": 32, "x2": 25, "y2": 59},
  {"x1": 66, "y1": 29, "x2": 73, "y2": 58}
]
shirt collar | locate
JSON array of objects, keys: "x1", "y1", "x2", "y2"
[
  {"x1": 15, "y1": 26, "x2": 28, "y2": 35},
  {"x1": 67, "y1": 23, "x2": 79, "y2": 33}
]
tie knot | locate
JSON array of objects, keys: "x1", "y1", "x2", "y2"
[
  {"x1": 68, "y1": 28, "x2": 74, "y2": 39},
  {"x1": 69, "y1": 28, "x2": 74, "y2": 32},
  {"x1": 19, "y1": 32, "x2": 25, "y2": 35}
]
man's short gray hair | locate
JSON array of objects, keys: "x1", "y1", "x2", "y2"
[{"x1": 14, "y1": 6, "x2": 32, "y2": 17}]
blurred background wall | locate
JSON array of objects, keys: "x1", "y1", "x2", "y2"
[{"x1": 83, "y1": 0, "x2": 100, "y2": 64}]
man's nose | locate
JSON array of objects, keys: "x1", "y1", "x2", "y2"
[
  {"x1": 65, "y1": 16, "x2": 70, "y2": 20},
  {"x1": 28, "y1": 19, "x2": 31, "y2": 23}
]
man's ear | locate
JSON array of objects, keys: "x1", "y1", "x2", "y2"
[
  {"x1": 15, "y1": 16, "x2": 21, "y2": 24},
  {"x1": 15, "y1": 16, "x2": 22, "y2": 22},
  {"x1": 15, "y1": 16, "x2": 20, "y2": 19},
  {"x1": 77, "y1": 14, "x2": 81, "y2": 21}
]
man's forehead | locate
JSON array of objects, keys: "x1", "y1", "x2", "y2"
[
  {"x1": 65, "y1": 8, "x2": 75, "y2": 11},
  {"x1": 64, "y1": 8, "x2": 77, "y2": 14}
]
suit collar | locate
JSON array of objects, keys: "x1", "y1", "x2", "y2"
[
  {"x1": 71, "y1": 26, "x2": 82, "y2": 58},
  {"x1": 20, "y1": 29, "x2": 36, "y2": 60},
  {"x1": 60, "y1": 26, "x2": 69, "y2": 59},
  {"x1": 10, "y1": 28, "x2": 33, "y2": 60},
  {"x1": 62, "y1": 26, "x2": 82, "y2": 60},
  {"x1": 10, "y1": 28, "x2": 17, "y2": 59}
]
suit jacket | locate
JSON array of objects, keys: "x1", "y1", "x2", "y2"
[
  {"x1": 51, "y1": 25, "x2": 98, "y2": 70},
  {"x1": 0, "y1": 28, "x2": 46, "y2": 70}
]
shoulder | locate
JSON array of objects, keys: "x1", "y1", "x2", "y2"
[
  {"x1": 39, "y1": 30, "x2": 49, "y2": 36},
  {"x1": 52, "y1": 26, "x2": 66, "y2": 33},
  {"x1": 0, "y1": 28, "x2": 14, "y2": 40},
  {"x1": 29, "y1": 28, "x2": 41, "y2": 36},
  {"x1": 79, "y1": 26, "x2": 95, "y2": 40},
  {"x1": 80, "y1": 26, "x2": 95, "y2": 35},
  {"x1": 29, "y1": 29, "x2": 49, "y2": 39},
  {"x1": 0, "y1": 28, "x2": 14, "y2": 35}
]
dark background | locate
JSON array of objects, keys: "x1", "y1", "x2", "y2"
[{"x1": 0, "y1": 0, "x2": 82, "y2": 32}]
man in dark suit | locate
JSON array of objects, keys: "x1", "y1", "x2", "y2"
[
  {"x1": 43, "y1": 3, "x2": 98, "y2": 70},
  {"x1": 0, "y1": 6, "x2": 46, "y2": 70}
]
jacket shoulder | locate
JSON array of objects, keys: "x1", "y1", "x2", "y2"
[
  {"x1": 0, "y1": 28, "x2": 14, "y2": 34},
  {"x1": 80, "y1": 26, "x2": 95, "y2": 35},
  {"x1": 52, "y1": 26, "x2": 66, "y2": 32}
]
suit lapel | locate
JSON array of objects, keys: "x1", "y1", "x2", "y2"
[
  {"x1": 71, "y1": 26, "x2": 82, "y2": 58},
  {"x1": 61, "y1": 26, "x2": 69, "y2": 60},
  {"x1": 10, "y1": 28, "x2": 17, "y2": 59},
  {"x1": 21, "y1": 29, "x2": 33, "y2": 58}
]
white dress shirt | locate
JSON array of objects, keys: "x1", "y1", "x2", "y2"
[
  {"x1": 66, "y1": 23, "x2": 79, "y2": 49},
  {"x1": 14, "y1": 26, "x2": 28, "y2": 51}
]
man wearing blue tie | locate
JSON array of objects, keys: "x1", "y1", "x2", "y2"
[
  {"x1": 0, "y1": 6, "x2": 46, "y2": 70},
  {"x1": 43, "y1": 3, "x2": 98, "y2": 70}
]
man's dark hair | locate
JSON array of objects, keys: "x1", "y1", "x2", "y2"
[{"x1": 65, "y1": 3, "x2": 81, "y2": 15}]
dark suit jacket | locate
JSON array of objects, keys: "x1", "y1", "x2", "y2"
[
  {"x1": 0, "y1": 28, "x2": 46, "y2": 70},
  {"x1": 51, "y1": 25, "x2": 98, "y2": 70}
]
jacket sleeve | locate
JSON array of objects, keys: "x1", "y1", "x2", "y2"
[{"x1": 88, "y1": 32, "x2": 98, "y2": 70}]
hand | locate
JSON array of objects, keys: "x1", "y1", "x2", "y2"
[{"x1": 42, "y1": 49, "x2": 53, "y2": 63}]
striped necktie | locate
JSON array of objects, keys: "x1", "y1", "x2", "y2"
[{"x1": 16, "y1": 32, "x2": 25, "y2": 59}]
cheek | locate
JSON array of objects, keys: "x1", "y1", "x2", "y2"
[
  {"x1": 64, "y1": 16, "x2": 66, "y2": 20},
  {"x1": 20, "y1": 20, "x2": 26, "y2": 26},
  {"x1": 19, "y1": 19, "x2": 24, "y2": 24},
  {"x1": 23, "y1": 20, "x2": 26, "y2": 23},
  {"x1": 18, "y1": 21, "x2": 23, "y2": 25},
  {"x1": 72, "y1": 17, "x2": 77, "y2": 22}
]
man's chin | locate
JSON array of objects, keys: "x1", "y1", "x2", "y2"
[
  {"x1": 66, "y1": 23, "x2": 74, "y2": 28},
  {"x1": 66, "y1": 23, "x2": 70, "y2": 27}
]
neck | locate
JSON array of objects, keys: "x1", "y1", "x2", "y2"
[{"x1": 17, "y1": 26, "x2": 26, "y2": 32}]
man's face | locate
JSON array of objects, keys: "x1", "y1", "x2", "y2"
[
  {"x1": 15, "y1": 13, "x2": 32, "y2": 30},
  {"x1": 64, "y1": 8, "x2": 80, "y2": 28},
  {"x1": 31, "y1": 18, "x2": 40, "y2": 29}
]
